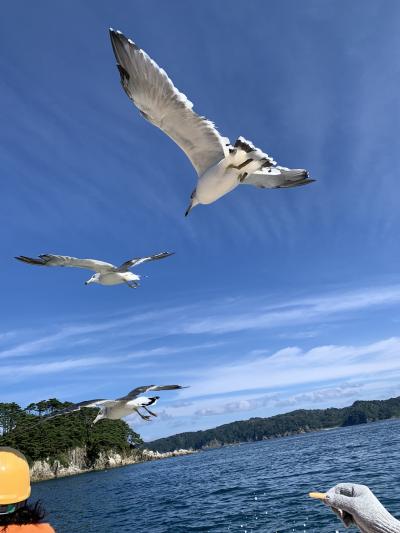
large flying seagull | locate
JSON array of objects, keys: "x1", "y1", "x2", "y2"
[
  {"x1": 15, "y1": 252, "x2": 173, "y2": 288},
  {"x1": 109, "y1": 29, "x2": 314, "y2": 216},
  {"x1": 46, "y1": 384, "x2": 186, "y2": 424}
]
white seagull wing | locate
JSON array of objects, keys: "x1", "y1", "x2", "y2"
[
  {"x1": 242, "y1": 166, "x2": 315, "y2": 189},
  {"x1": 109, "y1": 29, "x2": 229, "y2": 177},
  {"x1": 117, "y1": 251, "x2": 174, "y2": 272},
  {"x1": 44, "y1": 399, "x2": 119, "y2": 419},
  {"x1": 15, "y1": 254, "x2": 116, "y2": 273},
  {"x1": 117, "y1": 384, "x2": 186, "y2": 401}
]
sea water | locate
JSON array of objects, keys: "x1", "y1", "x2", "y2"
[{"x1": 32, "y1": 418, "x2": 400, "y2": 532}]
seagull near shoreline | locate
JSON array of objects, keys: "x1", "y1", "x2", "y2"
[
  {"x1": 109, "y1": 29, "x2": 315, "y2": 216},
  {"x1": 15, "y1": 252, "x2": 174, "y2": 288},
  {"x1": 46, "y1": 385, "x2": 186, "y2": 425}
]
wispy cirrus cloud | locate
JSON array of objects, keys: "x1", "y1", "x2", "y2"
[
  {"x1": 1, "y1": 342, "x2": 221, "y2": 382},
  {"x1": 177, "y1": 284, "x2": 400, "y2": 335},
  {"x1": 3, "y1": 282, "x2": 400, "y2": 440},
  {"x1": 142, "y1": 339, "x2": 400, "y2": 439},
  {"x1": 182, "y1": 337, "x2": 400, "y2": 398},
  {"x1": 193, "y1": 382, "x2": 362, "y2": 417},
  {"x1": 2, "y1": 283, "x2": 400, "y2": 363}
]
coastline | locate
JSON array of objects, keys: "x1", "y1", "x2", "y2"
[{"x1": 30, "y1": 447, "x2": 194, "y2": 482}]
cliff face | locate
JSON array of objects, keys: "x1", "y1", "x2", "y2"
[{"x1": 30, "y1": 447, "x2": 193, "y2": 482}]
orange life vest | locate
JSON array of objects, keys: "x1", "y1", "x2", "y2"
[{"x1": 2, "y1": 525, "x2": 55, "y2": 532}]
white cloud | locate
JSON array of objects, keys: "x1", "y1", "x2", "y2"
[
  {"x1": 192, "y1": 382, "x2": 362, "y2": 417},
  {"x1": 1, "y1": 341, "x2": 221, "y2": 381},
  {"x1": 182, "y1": 337, "x2": 400, "y2": 398},
  {"x1": 178, "y1": 285, "x2": 400, "y2": 335},
  {"x1": 3, "y1": 284, "x2": 400, "y2": 363}
]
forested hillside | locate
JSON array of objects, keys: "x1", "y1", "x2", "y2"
[
  {"x1": 148, "y1": 397, "x2": 400, "y2": 452},
  {"x1": 0, "y1": 399, "x2": 142, "y2": 465}
]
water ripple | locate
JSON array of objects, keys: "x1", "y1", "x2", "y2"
[{"x1": 33, "y1": 419, "x2": 400, "y2": 532}]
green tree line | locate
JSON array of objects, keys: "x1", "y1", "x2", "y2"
[
  {"x1": 147, "y1": 396, "x2": 400, "y2": 452},
  {"x1": 0, "y1": 399, "x2": 142, "y2": 465}
]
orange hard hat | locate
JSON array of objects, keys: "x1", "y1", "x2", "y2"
[{"x1": 0, "y1": 447, "x2": 31, "y2": 505}]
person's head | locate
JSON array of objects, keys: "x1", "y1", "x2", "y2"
[
  {"x1": 0, "y1": 447, "x2": 44, "y2": 529},
  {"x1": 0, "y1": 447, "x2": 30, "y2": 515}
]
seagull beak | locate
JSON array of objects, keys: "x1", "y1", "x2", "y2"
[
  {"x1": 185, "y1": 198, "x2": 199, "y2": 217},
  {"x1": 184, "y1": 202, "x2": 192, "y2": 217}
]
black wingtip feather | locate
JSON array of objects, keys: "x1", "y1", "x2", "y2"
[
  {"x1": 117, "y1": 64, "x2": 130, "y2": 82},
  {"x1": 15, "y1": 255, "x2": 45, "y2": 266}
]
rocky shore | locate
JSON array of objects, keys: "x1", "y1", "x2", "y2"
[{"x1": 30, "y1": 447, "x2": 194, "y2": 482}]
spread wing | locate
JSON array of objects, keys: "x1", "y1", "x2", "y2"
[
  {"x1": 117, "y1": 251, "x2": 174, "y2": 272},
  {"x1": 242, "y1": 167, "x2": 315, "y2": 189},
  {"x1": 15, "y1": 254, "x2": 116, "y2": 273},
  {"x1": 44, "y1": 399, "x2": 118, "y2": 419},
  {"x1": 109, "y1": 29, "x2": 229, "y2": 176},
  {"x1": 117, "y1": 384, "x2": 186, "y2": 401}
]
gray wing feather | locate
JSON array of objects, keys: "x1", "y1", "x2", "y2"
[
  {"x1": 117, "y1": 251, "x2": 174, "y2": 272},
  {"x1": 15, "y1": 254, "x2": 116, "y2": 273},
  {"x1": 242, "y1": 167, "x2": 315, "y2": 189},
  {"x1": 109, "y1": 29, "x2": 229, "y2": 176},
  {"x1": 44, "y1": 399, "x2": 115, "y2": 419},
  {"x1": 118, "y1": 384, "x2": 185, "y2": 401}
]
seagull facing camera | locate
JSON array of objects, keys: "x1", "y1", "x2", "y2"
[{"x1": 109, "y1": 29, "x2": 315, "y2": 216}]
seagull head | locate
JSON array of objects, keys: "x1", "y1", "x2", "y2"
[
  {"x1": 141, "y1": 396, "x2": 160, "y2": 407},
  {"x1": 85, "y1": 273, "x2": 100, "y2": 285}
]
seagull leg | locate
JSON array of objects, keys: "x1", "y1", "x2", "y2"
[
  {"x1": 126, "y1": 281, "x2": 139, "y2": 289},
  {"x1": 236, "y1": 159, "x2": 254, "y2": 170},
  {"x1": 237, "y1": 158, "x2": 272, "y2": 182},
  {"x1": 137, "y1": 410, "x2": 151, "y2": 421},
  {"x1": 143, "y1": 406, "x2": 157, "y2": 417}
]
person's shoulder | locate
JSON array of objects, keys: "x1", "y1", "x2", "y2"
[
  {"x1": 6, "y1": 524, "x2": 55, "y2": 532},
  {"x1": 36, "y1": 525, "x2": 55, "y2": 532}
]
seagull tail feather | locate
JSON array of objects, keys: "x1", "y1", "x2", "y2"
[{"x1": 275, "y1": 170, "x2": 315, "y2": 188}]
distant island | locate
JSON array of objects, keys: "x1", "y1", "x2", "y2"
[{"x1": 147, "y1": 396, "x2": 400, "y2": 452}]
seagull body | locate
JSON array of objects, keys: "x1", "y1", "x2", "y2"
[
  {"x1": 46, "y1": 384, "x2": 185, "y2": 424},
  {"x1": 86, "y1": 270, "x2": 140, "y2": 287},
  {"x1": 15, "y1": 252, "x2": 173, "y2": 288},
  {"x1": 91, "y1": 395, "x2": 159, "y2": 423},
  {"x1": 109, "y1": 29, "x2": 315, "y2": 215}
]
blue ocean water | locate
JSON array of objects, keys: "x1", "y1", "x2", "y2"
[{"x1": 32, "y1": 419, "x2": 400, "y2": 532}]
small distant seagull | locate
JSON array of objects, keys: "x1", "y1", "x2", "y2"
[
  {"x1": 15, "y1": 252, "x2": 173, "y2": 288},
  {"x1": 46, "y1": 384, "x2": 186, "y2": 424},
  {"x1": 109, "y1": 29, "x2": 314, "y2": 216}
]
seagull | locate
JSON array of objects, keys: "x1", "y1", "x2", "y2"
[
  {"x1": 15, "y1": 252, "x2": 174, "y2": 288},
  {"x1": 109, "y1": 29, "x2": 315, "y2": 216},
  {"x1": 46, "y1": 384, "x2": 186, "y2": 424}
]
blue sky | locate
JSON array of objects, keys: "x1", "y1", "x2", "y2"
[{"x1": 1, "y1": 0, "x2": 400, "y2": 441}]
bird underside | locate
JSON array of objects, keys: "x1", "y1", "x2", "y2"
[
  {"x1": 226, "y1": 137, "x2": 313, "y2": 189},
  {"x1": 108, "y1": 29, "x2": 314, "y2": 215},
  {"x1": 226, "y1": 137, "x2": 276, "y2": 182},
  {"x1": 93, "y1": 403, "x2": 156, "y2": 424}
]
